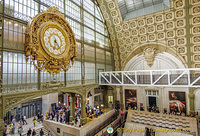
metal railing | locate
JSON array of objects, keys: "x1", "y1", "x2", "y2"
[{"x1": 99, "y1": 68, "x2": 200, "y2": 87}]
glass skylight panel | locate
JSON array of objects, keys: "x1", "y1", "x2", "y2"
[{"x1": 118, "y1": 0, "x2": 170, "y2": 20}]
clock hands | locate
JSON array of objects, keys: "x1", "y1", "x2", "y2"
[{"x1": 53, "y1": 36, "x2": 59, "y2": 49}]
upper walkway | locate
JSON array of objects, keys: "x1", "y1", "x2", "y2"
[{"x1": 99, "y1": 68, "x2": 200, "y2": 87}]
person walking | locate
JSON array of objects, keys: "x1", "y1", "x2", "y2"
[
  {"x1": 56, "y1": 113, "x2": 59, "y2": 122},
  {"x1": 9, "y1": 123, "x2": 13, "y2": 134},
  {"x1": 3, "y1": 125, "x2": 7, "y2": 136},
  {"x1": 32, "y1": 129, "x2": 36, "y2": 136},
  {"x1": 40, "y1": 128, "x2": 44, "y2": 136},
  {"x1": 24, "y1": 115, "x2": 28, "y2": 125},
  {"x1": 18, "y1": 127, "x2": 23, "y2": 136},
  {"x1": 48, "y1": 131, "x2": 52, "y2": 136},
  {"x1": 12, "y1": 123, "x2": 15, "y2": 134},
  {"x1": 33, "y1": 117, "x2": 36, "y2": 127},
  {"x1": 21, "y1": 115, "x2": 25, "y2": 125}
]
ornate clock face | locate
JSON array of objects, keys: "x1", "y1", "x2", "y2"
[
  {"x1": 44, "y1": 28, "x2": 66, "y2": 55},
  {"x1": 40, "y1": 24, "x2": 69, "y2": 59}
]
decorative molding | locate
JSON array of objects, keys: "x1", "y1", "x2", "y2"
[{"x1": 143, "y1": 47, "x2": 157, "y2": 67}]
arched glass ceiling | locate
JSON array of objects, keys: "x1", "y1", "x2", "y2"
[{"x1": 118, "y1": 0, "x2": 170, "y2": 20}]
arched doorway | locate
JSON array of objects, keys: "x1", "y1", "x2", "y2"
[
  {"x1": 123, "y1": 51, "x2": 188, "y2": 114},
  {"x1": 124, "y1": 52, "x2": 185, "y2": 71}
]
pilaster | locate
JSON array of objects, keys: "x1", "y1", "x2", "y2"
[
  {"x1": 80, "y1": 96, "x2": 87, "y2": 125},
  {"x1": 69, "y1": 94, "x2": 75, "y2": 122},
  {"x1": 120, "y1": 86, "x2": 124, "y2": 109},
  {"x1": 189, "y1": 88, "x2": 195, "y2": 114}
]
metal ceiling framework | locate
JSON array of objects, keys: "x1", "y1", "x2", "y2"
[
  {"x1": 99, "y1": 68, "x2": 200, "y2": 87},
  {"x1": 117, "y1": 0, "x2": 170, "y2": 20}
]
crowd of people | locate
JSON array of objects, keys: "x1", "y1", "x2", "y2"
[
  {"x1": 86, "y1": 106, "x2": 104, "y2": 119},
  {"x1": 3, "y1": 112, "x2": 47, "y2": 136},
  {"x1": 45, "y1": 104, "x2": 84, "y2": 127}
]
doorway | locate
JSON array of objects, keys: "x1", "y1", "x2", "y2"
[
  {"x1": 148, "y1": 96, "x2": 156, "y2": 107},
  {"x1": 146, "y1": 90, "x2": 159, "y2": 112}
]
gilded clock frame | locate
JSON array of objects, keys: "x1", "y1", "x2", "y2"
[{"x1": 25, "y1": 7, "x2": 77, "y2": 76}]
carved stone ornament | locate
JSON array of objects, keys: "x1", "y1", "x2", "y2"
[
  {"x1": 143, "y1": 47, "x2": 157, "y2": 67},
  {"x1": 43, "y1": 79, "x2": 63, "y2": 89},
  {"x1": 25, "y1": 7, "x2": 77, "y2": 76}
]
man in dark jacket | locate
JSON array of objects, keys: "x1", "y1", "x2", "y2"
[{"x1": 40, "y1": 128, "x2": 44, "y2": 136}]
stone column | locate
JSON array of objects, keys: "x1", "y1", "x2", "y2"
[
  {"x1": 37, "y1": 69, "x2": 41, "y2": 90},
  {"x1": 120, "y1": 87, "x2": 124, "y2": 109},
  {"x1": 63, "y1": 94, "x2": 69, "y2": 106},
  {"x1": 189, "y1": 88, "x2": 195, "y2": 114},
  {"x1": 116, "y1": 86, "x2": 120, "y2": 101},
  {"x1": 69, "y1": 94, "x2": 75, "y2": 122},
  {"x1": 80, "y1": 96, "x2": 87, "y2": 125}
]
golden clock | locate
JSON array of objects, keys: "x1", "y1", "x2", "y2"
[{"x1": 25, "y1": 7, "x2": 77, "y2": 76}]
